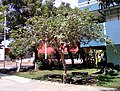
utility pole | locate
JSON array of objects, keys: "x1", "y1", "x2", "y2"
[
  {"x1": 45, "y1": 37, "x2": 47, "y2": 59},
  {"x1": 3, "y1": 11, "x2": 7, "y2": 70}
]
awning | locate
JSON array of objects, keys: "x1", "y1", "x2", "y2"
[
  {"x1": 38, "y1": 44, "x2": 55, "y2": 54},
  {"x1": 38, "y1": 44, "x2": 79, "y2": 54}
]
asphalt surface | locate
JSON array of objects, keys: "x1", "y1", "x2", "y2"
[{"x1": 0, "y1": 74, "x2": 119, "y2": 91}]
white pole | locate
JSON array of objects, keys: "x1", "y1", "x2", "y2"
[
  {"x1": 4, "y1": 11, "x2": 7, "y2": 70},
  {"x1": 103, "y1": 23, "x2": 106, "y2": 46},
  {"x1": 45, "y1": 38, "x2": 47, "y2": 59}
]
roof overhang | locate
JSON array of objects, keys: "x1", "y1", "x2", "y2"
[{"x1": 91, "y1": 5, "x2": 120, "y2": 23}]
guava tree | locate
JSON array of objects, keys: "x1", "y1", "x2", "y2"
[
  {"x1": 9, "y1": 34, "x2": 28, "y2": 72},
  {"x1": 25, "y1": 2, "x2": 112, "y2": 82},
  {"x1": 0, "y1": 0, "x2": 44, "y2": 68}
]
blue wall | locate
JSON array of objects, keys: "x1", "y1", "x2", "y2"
[
  {"x1": 107, "y1": 45, "x2": 120, "y2": 65},
  {"x1": 81, "y1": 23, "x2": 106, "y2": 47},
  {"x1": 105, "y1": 20, "x2": 120, "y2": 44},
  {"x1": 81, "y1": 20, "x2": 120, "y2": 47},
  {"x1": 106, "y1": 20, "x2": 120, "y2": 65}
]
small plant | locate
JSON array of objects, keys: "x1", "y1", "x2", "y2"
[
  {"x1": 28, "y1": 70, "x2": 35, "y2": 75},
  {"x1": 114, "y1": 65, "x2": 120, "y2": 71},
  {"x1": 37, "y1": 61, "x2": 43, "y2": 68},
  {"x1": 34, "y1": 76, "x2": 45, "y2": 80},
  {"x1": 37, "y1": 54, "x2": 44, "y2": 69}
]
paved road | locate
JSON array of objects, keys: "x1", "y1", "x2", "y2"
[{"x1": 0, "y1": 74, "x2": 119, "y2": 91}]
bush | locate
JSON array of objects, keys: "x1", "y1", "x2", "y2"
[
  {"x1": 37, "y1": 61, "x2": 43, "y2": 68},
  {"x1": 108, "y1": 69, "x2": 118, "y2": 76},
  {"x1": 37, "y1": 54, "x2": 44, "y2": 69},
  {"x1": 114, "y1": 65, "x2": 120, "y2": 71},
  {"x1": 107, "y1": 62, "x2": 114, "y2": 69}
]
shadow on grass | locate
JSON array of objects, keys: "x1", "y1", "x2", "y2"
[
  {"x1": 97, "y1": 75, "x2": 120, "y2": 90},
  {"x1": 97, "y1": 75, "x2": 115, "y2": 85}
]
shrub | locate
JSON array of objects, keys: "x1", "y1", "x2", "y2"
[
  {"x1": 114, "y1": 65, "x2": 120, "y2": 71},
  {"x1": 37, "y1": 54, "x2": 44, "y2": 69}
]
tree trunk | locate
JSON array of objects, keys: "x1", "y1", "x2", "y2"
[
  {"x1": 66, "y1": 45, "x2": 74, "y2": 67},
  {"x1": 17, "y1": 56, "x2": 22, "y2": 72},
  {"x1": 60, "y1": 51, "x2": 67, "y2": 83},
  {"x1": 54, "y1": 49, "x2": 61, "y2": 61},
  {"x1": 76, "y1": 41, "x2": 86, "y2": 66},
  {"x1": 32, "y1": 47, "x2": 38, "y2": 70}
]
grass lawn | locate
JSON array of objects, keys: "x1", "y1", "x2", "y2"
[
  {"x1": 15, "y1": 68, "x2": 96, "y2": 79},
  {"x1": 97, "y1": 74, "x2": 120, "y2": 89},
  {"x1": 14, "y1": 68, "x2": 120, "y2": 89}
]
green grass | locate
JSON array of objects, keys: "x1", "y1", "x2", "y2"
[
  {"x1": 15, "y1": 68, "x2": 96, "y2": 80},
  {"x1": 15, "y1": 70, "x2": 63, "y2": 80},
  {"x1": 14, "y1": 69, "x2": 120, "y2": 89},
  {"x1": 97, "y1": 74, "x2": 120, "y2": 89}
]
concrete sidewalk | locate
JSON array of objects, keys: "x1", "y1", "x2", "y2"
[
  {"x1": 0, "y1": 74, "x2": 31, "y2": 83},
  {"x1": 0, "y1": 74, "x2": 119, "y2": 91}
]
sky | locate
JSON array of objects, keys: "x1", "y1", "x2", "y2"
[
  {"x1": 54, "y1": 0, "x2": 78, "y2": 8},
  {"x1": 42, "y1": 0, "x2": 78, "y2": 8}
]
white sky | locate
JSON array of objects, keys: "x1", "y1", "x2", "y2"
[
  {"x1": 42, "y1": 0, "x2": 78, "y2": 8},
  {"x1": 54, "y1": 0, "x2": 78, "y2": 8}
]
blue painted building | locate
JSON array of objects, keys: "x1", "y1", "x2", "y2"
[{"x1": 78, "y1": 0, "x2": 120, "y2": 65}]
